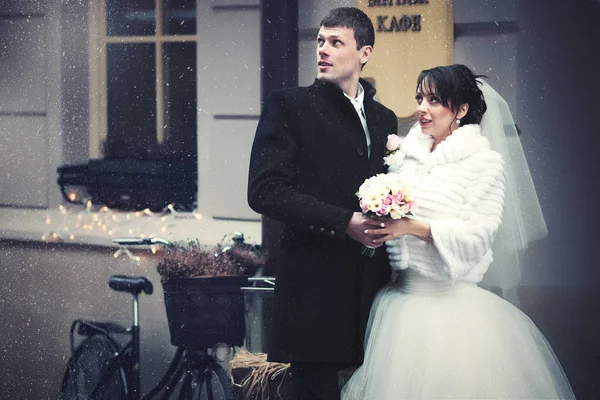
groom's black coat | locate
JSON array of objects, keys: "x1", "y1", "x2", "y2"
[{"x1": 248, "y1": 78, "x2": 397, "y2": 363}]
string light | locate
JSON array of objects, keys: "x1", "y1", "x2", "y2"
[
  {"x1": 113, "y1": 246, "x2": 140, "y2": 262},
  {"x1": 43, "y1": 202, "x2": 205, "y2": 263}
]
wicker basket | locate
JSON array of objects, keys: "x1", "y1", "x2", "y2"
[{"x1": 161, "y1": 276, "x2": 248, "y2": 349}]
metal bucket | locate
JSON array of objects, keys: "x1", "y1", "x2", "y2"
[{"x1": 241, "y1": 277, "x2": 275, "y2": 354}]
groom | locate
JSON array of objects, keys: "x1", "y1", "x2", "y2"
[{"x1": 248, "y1": 7, "x2": 397, "y2": 400}]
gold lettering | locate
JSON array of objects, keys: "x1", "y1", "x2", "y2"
[
  {"x1": 377, "y1": 15, "x2": 390, "y2": 32},
  {"x1": 376, "y1": 14, "x2": 422, "y2": 33},
  {"x1": 412, "y1": 15, "x2": 422, "y2": 31}
]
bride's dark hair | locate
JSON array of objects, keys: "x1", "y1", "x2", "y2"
[{"x1": 416, "y1": 64, "x2": 487, "y2": 125}]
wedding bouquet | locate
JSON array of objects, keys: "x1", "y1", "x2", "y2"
[{"x1": 356, "y1": 172, "x2": 415, "y2": 257}]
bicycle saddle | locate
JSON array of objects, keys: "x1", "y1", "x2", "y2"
[{"x1": 109, "y1": 275, "x2": 154, "y2": 295}]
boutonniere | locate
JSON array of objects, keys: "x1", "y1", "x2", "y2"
[
  {"x1": 385, "y1": 134, "x2": 401, "y2": 156},
  {"x1": 383, "y1": 134, "x2": 404, "y2": 168}
]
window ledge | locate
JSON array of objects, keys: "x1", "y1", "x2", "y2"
[{"x1": 0, "y1": 206, "x2": 262, "y2": 247}]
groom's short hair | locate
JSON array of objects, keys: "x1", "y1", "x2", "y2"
[{"x1": 320, "y1": 7, "x2": 375, "y2": 50}]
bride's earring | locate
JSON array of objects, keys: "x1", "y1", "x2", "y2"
[{"x1": 456, "y1": 119, "x2": 461, "y2": 125}]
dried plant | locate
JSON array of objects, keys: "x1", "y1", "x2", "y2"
[
  {"x1": 231, "y1": 349, "x2": 291, "y2": 400},
  {"x1": 156, "y1": 236, "x2": 267, "y2": 279}
]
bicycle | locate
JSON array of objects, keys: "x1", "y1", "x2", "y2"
[{"x1": 60, "y1": 237, "x2": 235, "y2": 400}]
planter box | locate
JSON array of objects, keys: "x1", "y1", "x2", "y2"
[
  {"x1": 57, "y1": 159, "x2": 197, "y2": 211},
  {"x1": 161, "y1": 276, "x2": 248, "y2": 349}
]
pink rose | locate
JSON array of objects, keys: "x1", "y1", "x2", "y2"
[
  {"x1": 377, "y1": 204, "x2": 392, "y2": 216},
  {"x1": 394, "y1": 192, "x2": 404, "y2": 203},
  {"x1": 386, "y1": 134, "x2": 402, "y2": 151},
  {"x1": 383, "y1": 194, "x2": 394, "y2": 206}
]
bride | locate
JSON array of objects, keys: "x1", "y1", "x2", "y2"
[{"x1": 341, "y1": 64, "x2": 575, "y2": 399}]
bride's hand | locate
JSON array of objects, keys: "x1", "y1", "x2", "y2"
[
  {"x1": 364, "y1": 218, "x2": 431, "y2": 244},
  {"x1": 364, "y1": 218, "x2": 411, "y2": 243},
  {"x1": 346, "y1": 212, "x2": 385, "y2": 247}
]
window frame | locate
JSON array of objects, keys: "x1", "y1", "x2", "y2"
[{"x1": 87, "y1": 0, "x2": 197, "y2": 159}]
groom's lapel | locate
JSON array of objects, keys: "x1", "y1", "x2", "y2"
[{"x1": 366, "y1": 109, "x2": 388, "y2": 175}]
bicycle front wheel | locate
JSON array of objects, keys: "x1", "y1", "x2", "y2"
[
  {"x1": 180, "y1": 363, "x2": 234, "y2": 400},
  {"x1": 61, "y1": 334, "x2": 128, "y2": 400}
]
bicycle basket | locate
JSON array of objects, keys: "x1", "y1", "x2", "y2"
[{"x1": 161, "y1": 276, "x2": 247, "y2": 349}]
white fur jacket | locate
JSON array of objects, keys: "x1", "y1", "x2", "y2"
[{"x1": 385, "y1": 123, "x2": 505, "y2": 283}]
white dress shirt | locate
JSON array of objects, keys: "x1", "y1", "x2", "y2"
[{"x1": 344, "y1": 83, "x2": 371, "y2": 158}]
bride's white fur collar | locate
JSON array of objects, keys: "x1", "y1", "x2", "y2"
[{"x1": 389, "y1": 123, "x2": 490, "y2": 168}]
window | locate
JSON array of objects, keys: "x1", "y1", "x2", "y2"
[{"x1": 88, "y1": 0, "x2": 197, "y2": 163}]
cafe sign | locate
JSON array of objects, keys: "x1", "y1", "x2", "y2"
[{"x1": 358, "y1": 0, "x2": 454, "y2": 119}]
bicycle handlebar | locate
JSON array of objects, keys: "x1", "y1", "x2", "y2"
[
  {"x1": 247, "y1": 277, "x2": 276, "y2": 285},
  {"x1": 112, "y1": 237, "x2": 170, "y2": 246}
]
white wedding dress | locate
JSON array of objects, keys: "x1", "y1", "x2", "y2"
[{"x1": 342, "y1": 125, "x2": 575, "y2": 399}]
